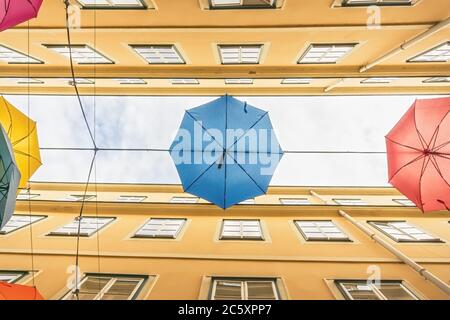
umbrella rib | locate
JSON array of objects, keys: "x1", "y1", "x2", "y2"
[
  {"x1": 1, "y1": 97, "x2": 14, "y2": 137},
  {"x1": 429, "y1": 154, "x2": 450, "y2": 189},
  {"x1": 223, "y1": 95, "x2": 228, "y2": 209},
  {"x1": 185, "y1": 111, "x2": 225, "y2": 150},
  {"x1": 388, "y1": 153, "x2": 425, "y2": 184},
  {"x1": 0, "y1": 0, "x2": 11, "y2": 26},
  {"x1": 227, "y1": 112, "x2": 269, "y2": 151},
  {"x1": 385, "y1": 136, "x2": 423, "y2": 153},
  {"x1": 11, "y1": 149, "x2": 42, "y2": 165},
  {"x1": 10, "y1": 122, "x2": 36, "y2": 146},
  {"x1": 183, "y1": 161, "x2": 217, "y2": 194},
  {"x1": 412, "y1": 102, "x2": 428, "y2": 151},
  {"x1": 25, "y1": 0, "x2": 38, "y2": 15},
  {"x1": 228, "y1": 155, "x2": 266, "y2": 194}
]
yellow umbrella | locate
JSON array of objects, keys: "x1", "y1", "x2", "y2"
[{"x1": 0, "y1": 96, "x2": 42, "y2": 189}]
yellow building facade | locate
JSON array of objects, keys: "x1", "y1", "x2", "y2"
[{"x1": 0, "y1": 182, "x2": 448, "y2": 300}]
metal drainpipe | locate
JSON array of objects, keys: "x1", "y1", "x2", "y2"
[
  {"x1": 360, "y1": 16, "x2": 450, "y2": 73},
  {"x1": 338, "y1": 210, "x2": 450, "y2": 296}
]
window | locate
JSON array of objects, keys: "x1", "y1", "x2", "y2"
[
  {"x1": 333, "y1": 198, "x2": 366, "y2": 206},
  {"x1": 170, "y1": 196, "x2": 199, "y2": 204},
  {"x1": 62, "y1": 78, "x2": 94, "y2": 85},
  {"x1": 211, "y1": 278, "x2": 279, "y2": 300},
  {"x1": 131, "y1": 45, "x2": 185, "y2": 64},
  {"x1": 16, "y1": 191, "x2": 40, "y2": 200},
  {"x1": 280, "y1": 198, "x2": 311, "y2": 205},
  {"x1": 342, "y1": 0, "x2": 412, "y2": 6},
  {"x1": 298, "y1": 44, "x2": 357, "y2": 64},
  {"x1": 77, "y1": 0, "x2": 148, "y2": 8},
  {"x1": 295, "y1": 220, "x2": 351, "y2": 241},
  {"x1": 210, "y1": 0, "x2": 277, "y2": 9},
  {"x1": 117, "y1": 195, "x2": 147, "y2": 202},
  {"x1": 335, "y1": 280, "x2": 418, "y2": 300},
  {"x1": 423, "y1": 77, "x2": 450, "y2": 83},
  {"x1": 64, "y1": 194, "x2": 96, "y2": 202},
  {"x1": 369, "y1": 221, "x2": 442, "y2": 243},
  {"x1": 238, "y1": 198, "x2": 255, "y2": 205},
  {"x1": 116, "y1": 78, "x2": 147, "y2": 85},
  {"x1": 48, "y1": 217, "x2": 115, "y2": 237},
  {"x1": 361, "y1": 77, "x2": 399, "y2": 84},
  {"x1": 170, "y1": 79, "x2": 200, "y2": 85},
  {"x1": 220, "y1": 219, "x2": 263, "y2": 240},
  {"x1": 225, "y1": 79, "x2": 254, "y2": 84},
  {"x1": 0, "y1": 215, "x2": 46, "y2": 235},
  {"x1": 45, "y1": 45, "x2": 113, "y2": 64},
  {"x1": 62, "y1": 274, "x2": 147, "y2": 300},
  {"x1": 218, "y1": 45, "x2": 262, "y2": 64},
  {"x1": 408, "y1": 42, "x2": 450, "y2": 63},
  {"x1": 281, "y1": 78, "x2": 311, "y2": 84},
  {"x1": 0, "y1": 271, "x2": 28, "y2": 283},
  {"x1": 0, "y1": 45, "x2": 42, "y2": 64},
  {"x1": 134, "y1": 218, "x2": 186, "y2": 239},
  {"x1": 393, "y1": 199, "x2": 416, "y2": 207},
  {"x1": 15, "y1": 78, "x2": 44, "y2": 84}
]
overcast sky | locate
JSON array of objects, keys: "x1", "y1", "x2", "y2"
[{"x1": 4, "y1": 94, "x2": 445, "y2": 187}]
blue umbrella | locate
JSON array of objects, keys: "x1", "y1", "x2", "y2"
[
  {"x1": 0, "y1": 124, "x2": 21, "y2": 229},
  {"x1": 170, "y1": 95, "x2": 283, "y2": 209}
]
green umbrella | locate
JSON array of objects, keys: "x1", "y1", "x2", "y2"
[{"x1": 0, "y1": 124, "x2": 21, "y2": 229}]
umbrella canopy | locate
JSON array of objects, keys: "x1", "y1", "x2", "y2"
[
  {"x1": 0, "y1": 282, "x2": 44, "y2": 300},
  {"x1": 0, "y1": 124, "x2": 20, "y2": 229},
  {"x1": 170, "y1": 95, "x2": 283, "y2": 209},
  {"x1": 0, "y1": 0, "x2": 43, "y2": 32},
  {"x1": 386, "y1": 97, "x2": 450, "y2": 212},
  {"x1": 0, "y1": 96, "x2": 42, "y2": 189}
]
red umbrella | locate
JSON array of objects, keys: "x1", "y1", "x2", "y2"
[
  {"x1": 386, "y1": 97, "x2": 450, "y2": 213},
  {"x1": 0, "y1": 281, "x2": 44, "y2": 300},
  {"x1": 0, "y1": 0, "x2": 43, "y2": 32}
]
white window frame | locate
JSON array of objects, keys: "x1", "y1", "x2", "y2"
[
  {"x1": 225, "y1": 79, "x2": 254, "y2": 85},
  {"x1": 333, "y1": 198, "x2": 367, "y2": 206},
  {"x1": 45, "y1": 44, "x2": 114, "y2": 65},
  {"x1": 76, "y1": 0, "x2": 148, "y2": 9},
  {"x1": 209, "y1": 0, "x2": 277, "y2": 9},
  {"x1": 170, "y1": 196, "x2": 199, "y2": 204},
  {"x1": 116, "y1": 78, "x2": 147, "y2": 85},
  {"x1": 64, "y1": 194, "x2": 96, "y2": 202},
  {"x1": 0, "y1": 45, "x2": 43, "y2": 64},
  {"x1": 281, "y1": 78, "x2": 312, "y2": 85},
  {"x1": 16, "y1": 191, "x2": 40, "y2": 200},
  {"x1": 218, "y1": 45, "x2": 263, "y2": 64},
  {"x1": 117, "y1": 195, "x2": 147, "y2": 203},
  {"x1": 62, "y1": 274, "x2": 147, "y2": 300},
  {"x1": 0, "y1": 215, "x2": 47, "y2": 235},
  {"x1": 408, "y1": 42, "x2": 450, "y2": 63},
  {"x1": 133, "y1": 218, "x2": 186, "y2": 239},
  {"x1": 336, "y1": 280, "x2": 419, "y2": 300},
  {"x1": 130, "y1": 45, "x2": 185, "y2": 64},
  {"x1": 361, "y1": 77, "x2": 399, "y2": 84},
  {"x1": 280, "y1": 198, "x2": 311, "y2": 205},
  {"x1": 423, "y1": 77, "x2": 450, "y2": 83},
  {"x1": 48, "y1": 216, "x2": 115, "y2": 237},
  {"x1": 368, "y1": 221, "x2": 442, "y2": 243},
  {"x1": 170, "y1": 79, "x2": 200, "y2": 85},
  {"x1": 295, "y1": 220, "x2": 351, "y2": 242},
  {"x1": 0, "y1": 271, "x2": 29, "y2": 283},
  {"x1": 220, "y1": 219, "x2": 264, "y2": 240},
  {"x1": 210, "y1": 278, "x2": 279, "y2": 300},
  {"x1": 341, "y1": 0, "x2": 413, "y2": 6},
  {"x1": 393, "y1": 199, "x2": 416, "y2": 207},
  {"x1": 297, "y1": 43, "x2": 357, "y2": 64},
  {"x1": 238, "y1": 198, "x2": 255, "y2": 205}
]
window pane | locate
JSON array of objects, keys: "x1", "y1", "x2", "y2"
[
  {"x1": 379, "y1": 283, "x2": 416, "y2": 300},
  {"x1": 247, "y1": 281, "x2": 277, "y2": 300},
  {"x1": 214, "y1": 281, "x2": 243, "y2": 300}
]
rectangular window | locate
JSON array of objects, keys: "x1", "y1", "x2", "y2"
[
  {"x1": 295, "y1": 220, "x2": 351, "y2": 241},
  {"x1": 117, "y1": 195, "x2": 147, "y2": 202},
  {"x1": 211, "y1": 278, "x2": 279, "y2": 300},
  {"x1": 408, "y1": 42, "x2": 450, "y2": 63},
  {"x1": 220, "y1": 219, "x2": 263, "y2": 240},
  {"x1": 170, "y1": 79, "x2": 200, "y2": 85},
  {"x1": 48, "y1": 217, "x2": 115, "y2": 237},
  {"x1": 393, "y1": 199, "x2": 416, "y2": 207},
  {"x1": 423, "y1": 77, "x2": 450, "y2": 83},
  {"x1": 333, "y1": 198, "x2": 366, "y2": 206},
  {"x1": 0, "y1": 45, "x2": 42, "y2": 64},
  {"x1": 45, "y1": 45, "x2": 113, "y2": 64},
  {"x1": 16, "y1": 78, "x2": 44, "y2": 84},
  {"x1": 218, "y1": 45, "x2": 262, "y2": 64},
  {"x1": 170, "y1": 196, "x2": 199, "y2": 204},
  {"x1": 369, "y1": 221, "x2": 442, "y2": 243},
  {"x1": 77, "y1": 0, "x2": 148, "y2": 8},
  {"x1": 62, "y1": 78, "x2": 94, "y2": 86},
  {"x1": 361, "y1": 77, "x2": 399, "y2": 84},
  {"x1": 116, "y1": 78, "x2": 147, "y2": 85},
  {"x1": 281, "y1": 78, "x2": 312, "y2": 84},
  {"x1": 133, "y1": 218, "x2": 186, "y2": 239},
  {"x1": 225, "y1": 79, "x2": 254, "y2": 84},
  {"x1": 238, "y1": 198, "x2": 255, "y2": 205},
  {"x1": 62, "y1": 274, "x2": 147, "y2": 300},
  {"x1": 298, "y1": 43, "x2": 357, "y2": 64},
  {"x1": 210, "y1": 0, "x2": 277, "y2": 9},
  {"x1": 0, "y1": 271, "x2": 28, "y2": 283},
  {"x1": 16, "y1": 192, "x2": 40, "y2": 200},
  {"x1": 342, "y1": 0, "x2": 412, "y2": 6},
  {"x1": 280, "y1": 198, "x2": 311, "y2": 205},
  {"x1": 130, "y1": 45, "x2": 185, "y2": 64},
  {"x1": 0, "y1": 215, "x2": 46, "y2": 235},
  {"x1": 64, "y1": 194, "x2": 96, "y2": 202},
  {"x1": 335, "y1": 280, "x2": 418, "y2": 300}
]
